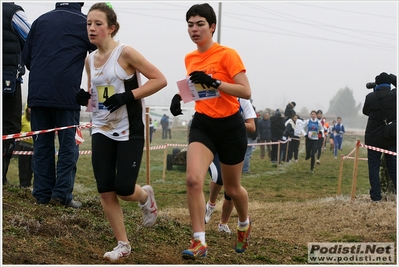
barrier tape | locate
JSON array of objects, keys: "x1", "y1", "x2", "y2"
[
  {"x1": 3, "y1": 123, "x2": 92, "y2": 141},
  {"x1": 358, "y1": 141, "x2": 397, "y2": 156},
  {"x1": 12, "y1": 145, "x2": 172, "y2": 155},
  {"x1": 15, "y1": 136, "x2": 33, "y2": 142}
]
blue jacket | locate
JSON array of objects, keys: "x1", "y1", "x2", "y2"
[{"x1": 22, "y1": 2, "x2": 96, "y2": 110}]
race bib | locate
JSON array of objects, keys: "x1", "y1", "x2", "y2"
[
  {"x1": 308, "y1": 130, "x2": 318, "y2": 140},
  {"x1": 96, "y1": 85, "x2": 115, "y2": 110}
]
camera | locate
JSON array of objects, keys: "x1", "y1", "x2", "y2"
[
  {"x1": 366, "y1": 82, "x2": 376, "y2": 89},
  {"x1": 366, "y1": 73, "x2": 396, "y2": 89}
]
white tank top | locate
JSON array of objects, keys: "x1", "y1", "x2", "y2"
[{"x1": 89, "y1": 43, "x2": 145, "y2": 141}]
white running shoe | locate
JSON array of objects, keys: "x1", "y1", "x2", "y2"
[
  {"x1": 103, "y1": 241, "x2": 131, "y2": 261},
  {"x1": 218, "y1": 223, "x2": 231, "y2": 234},
  {"x1": 139, "y1": 185, "x2": 158, "y2": 227},
  {"x1": 205, "y1": 202, "x2": 215, "y2": 224}
]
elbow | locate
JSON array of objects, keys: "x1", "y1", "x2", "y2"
[
  {"x1": 160, "y1": 76, "x2": 167, "y2": 88},
  {"x1": 243, "y1": 93, "x2": 251, "y2": 100},
  {"x1": 157, "y1": 77, "x2": 167, "y2": 90}
]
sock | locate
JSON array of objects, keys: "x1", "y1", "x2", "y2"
[
  {"x1": 208, "y1": 201, "x2": 216, "y2": 207},
  {"x1": 193, "y1": 232, "x2": 206, "y2": 244},
  {"x1": 238, "y1": 217, "x2": 249, "y2": 230}
]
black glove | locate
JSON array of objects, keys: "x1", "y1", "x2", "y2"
[
  {"x1": 75, "y1": 89, "x2": 91, "y2": 106},
  {"x1": 103, "y1": 91, "x2": 135, "y2": 113},
  {"x1": 189, "y1": 71, "x2": 221, "y2": 89},
  {"x1": 170, "y1": 94, "x2": 182, "y2": 116}
]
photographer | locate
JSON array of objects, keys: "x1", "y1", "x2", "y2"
[{"x1": 362, "y1": 72, "x2": 396, "y2": 202}]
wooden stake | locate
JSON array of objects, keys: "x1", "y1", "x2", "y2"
[
  {"x1": 337, "y1": 154, "x2": 345, "y2": 196},
  {"x1": 162, "y1": 144, "x2": 167, "y2": 181},
  {"x1": 350, "y1": 140, "x2": 361, "y2": 201}
]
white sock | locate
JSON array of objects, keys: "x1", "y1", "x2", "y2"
[
  {"x1": 208, "y1": 201, "x2": 216, "y2": 207},
  {"x1": 238, "y1": 217, "x2": 249, "y2": 230},
  {"x1": 193, "y1": 232, "x2": 206, "y2": 244}
]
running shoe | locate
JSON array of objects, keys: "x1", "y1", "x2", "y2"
[
  {"x1": 182, "y1": 238, "x2": 208, "y2": 259},
  {"x1": 204, "y1": 201, "x2": 215, "y2": 224},
  {"x1": 235, "y1": 217, "x2": 251, "y2": 253},
  {"x1": 218, "y1": 223, "x2": 231, "y2": 234},
  {"x1": 103, "y1": 241, "x2": 131, "y2": 262},
  {"x1": 139, "y1": 185, "x2": 158, "y2": 227}
]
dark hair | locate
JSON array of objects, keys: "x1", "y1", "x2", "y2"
[
  {"x1": 186, "y1": 3, "x2": 216, "y2": 34},
  {"x1": 316, "y1": 110, "x2": 323, "y2": 114},
  {"x1": 88, "y1": 2, "x2": 120, "y2": 37}
]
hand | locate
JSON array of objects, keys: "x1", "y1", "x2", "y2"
[
  {"x1": 189, "y1": 71, "x2": 220, "y2": 89},
  {"x1": 75, "y1": 89, "x2": 91, "y2": 106},
  {"x1": 103, "y1": 91, "x2": 135, "y2": 113},
  {"x1": 170, "y1": 94, "x2": 183, "y2": 116}
]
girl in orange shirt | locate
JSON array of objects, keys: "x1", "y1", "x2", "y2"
[{"x1": 170, "y1": 3, "x2": 252, "y2": 259}]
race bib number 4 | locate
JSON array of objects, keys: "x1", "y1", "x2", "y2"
[{"x1": 96, "y1": 85, "x2": 115, "y2": 110}]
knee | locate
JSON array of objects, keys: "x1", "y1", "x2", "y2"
[
  {"x1": 99, "y1": 191, "x2": 117, "y2": 203},
  {"x1": 224, "y1": 187, "x2": 239, "y2": 200},
  {"x1": 224, "y1": 191, "x2": 232, "y2": 201},
  {"x1": 186, "y1": 174, "x2": 203, "y2": 190}
]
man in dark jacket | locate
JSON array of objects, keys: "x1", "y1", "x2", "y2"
[
  {"x1": 2, "y1": 2, "x2": 31, "y2": 185},
  {"x1": 362, "y1": 72, "x2": 396, "y2": 202},
  {"x1": 284, "y1": 101, "x2": 296, "y2": 122},
  {"x1": 270, "y1": 109, "x2": 285, "y2": 163},
  {"x1": 21, "y1": 2, "x2": 96, "y2": 208},
  {"x1": 258, "y1": 112, "x2": 271, "y2": 159}
]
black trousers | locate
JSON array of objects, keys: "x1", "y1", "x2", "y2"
[{"x1": 305, "y1": 137, "x2": 318, "y2": 170}]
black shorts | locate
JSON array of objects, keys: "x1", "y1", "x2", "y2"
[
  {"x1": 189, "y1": 111, "x2": 247, "y2": 165},
  {"x1": 91, "y1": 133, "x2": 144, "y2": 196}
]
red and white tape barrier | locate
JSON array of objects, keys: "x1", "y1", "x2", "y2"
[{"x1": 3, "y1": 123, "x2": 92, "y2": 141}]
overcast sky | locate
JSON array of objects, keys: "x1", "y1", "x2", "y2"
[{"x1": 16, "y1": 1, "x2": 398, "y2": 117}]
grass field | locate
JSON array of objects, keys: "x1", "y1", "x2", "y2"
[{"x1": 2, "y1": 125, "x2": 396, "y2": 264}]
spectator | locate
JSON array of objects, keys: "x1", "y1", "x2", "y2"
[
  {"x1": 303, "y1": 110, "x2": 323, "y2": 174},
  {"x1": 362, "y1": 72, "x2": 396, "y2": 201},
  {"x1": 77, "y1": 2, "x2": 167, "y2": 261},
  {"x1": 2, "y1": 2, "x2": 30, "y2": 186},
  {"x1": 153, "y1": 119, "x2": 159, "y2": 132},
  {"x1": 18, "y1": 104, "x2": 34, "y2": 188},
  {"x1": 284, "y1": 114, "x2": 299, "y2": 162},
  {"x1": 332, "y1": 117, "x2": 345, "y2": 159},
  {"x1": 242, "y1": 100, "x2": 258, "y2": 173},
  {"x1": 160, "y1": 114, "x2": 169, "y2": 139},
  {"x1": 22, "y1": 2, "x2": 96, "y2": 207},
  {"x1": 149, "y1": 117, "x2": 154, "y2": 143},
  {"x1": 284, "y1": 101, "x2": 296, "y2": 122},
  {"x1": 293, "y1": 116, "x2": 306, "y2": 162},
  {"x1": 169, "y1": 3, "x2": 252, "y2": 259},
  {"x1": 270, "y1": 109, "x2": 285, "y2": 163},
  {"x1": 257, "y1": 112, "x2": 271, "y2": 160}
]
